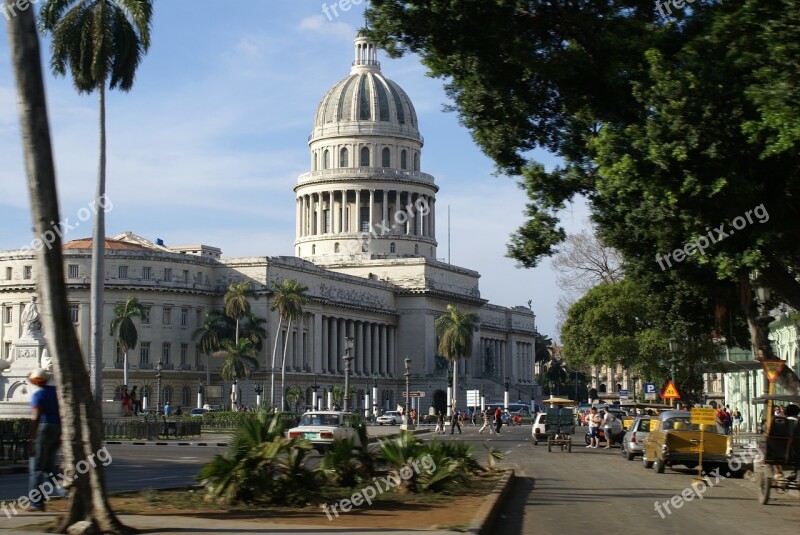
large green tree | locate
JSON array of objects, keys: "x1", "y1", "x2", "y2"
[
  {"x1": 268, "y1": 279, "x2": 310, "y2": 410},
  {"x1": 39, "y1": 0, "x2": 153, "y2": 404},
  {"x1": 215, "y1": 338, "x2": 260, "y2": 383},
  {"x1": 365, "y1": 1, "x2": 800, "y2": 358},
  {"x1": 6, "y1": 3, "x2": 124, "y2": 530},
  {"x1": 108, "y1": 296, "x2": 142, "y2": 386},
  {"x1": 435, "y1": 304, "x2": 479, "y2": 411}
]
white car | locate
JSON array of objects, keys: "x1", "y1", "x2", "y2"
[
  {"x1": 531, "y1": 412, "x2": 547, "y2": 445},
  {"x1": 376, "y1": 411, "x2": 402, "y2": 425},
  {"x1": 287, "y1": 411, "x2": 362, "y2": 453}
]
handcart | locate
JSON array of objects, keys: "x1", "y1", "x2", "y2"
[
  {"x1": 545, "y1": 405, "x2": 576, "y2": 452},
  {"x1": 752, "y1": 393, "x2": 800, "y2": 505}
]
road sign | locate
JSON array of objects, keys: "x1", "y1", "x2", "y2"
[
  {"x1": 618, "y1": 389, "x2": 628, "y2": 399},
  {"x1": 403, "y1": 391, "x2": 425, "y2": 398},
  {"x1": 761, "y1": 359, "x2": 786, "y2": 383},
  {"x1": 691, "y1": 407, "x2": 717, "y2": 426},
  {"x1": 661, "y1": 380, "x2": 681, "y2": 400},
  {"x1": 644, "y1": 382, "x2": 656, "y2": 394},
  {"x1": 466, "y1": 389, "x2": 480, "y2": 406}
]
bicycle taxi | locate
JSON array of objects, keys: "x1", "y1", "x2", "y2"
[
  {"x1": 541, "y1": 397, "x2": 577, "y2": 452},
  {"x1": 752, "y1": 393, "x2": 800, "y2": 505}
]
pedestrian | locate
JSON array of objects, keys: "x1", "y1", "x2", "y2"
[
  {"x1": 129, "y1": 386, "x2": 140, "y2": 416},
  {"x1": 450, "y1": 407, "x2": 462, "y2": 434},
  {"x1": 121, "y1": 385, "x2": 131, "y2": 417},
  {"x1": 586, "y1": 406, "x2": 600, "y2": 448},
  {"x1": 601, "y1": 406, "x2": 616, "y2": 448},
  {"x1": 721, "y1": 407, "x2": 732, "y2": 435},
  {"x1": 164, "y1": 401, "x2": 171, "y2": 416},
  {"x1": 435, "y1": 410, "x2": 445, "y2": 434},
  {"x1": 494, "y1": 406, "x2": 503, "y2": 434},
  {"x1": 25, "y1": 368, "x2": 61, "y2": 512},
  {"x1": 732, "y1": 407, "x2": 743, "y2": 435},
  {"x1": 479, "y1": 407, "x2": 495, "y2": 435}
]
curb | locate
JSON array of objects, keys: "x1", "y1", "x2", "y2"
[
  {"x1": 468, "y1": 469, "x2": 515, "y2": 535},
  {"x1": 103, "y1": 441, "x2": 229, "y2": 447}
]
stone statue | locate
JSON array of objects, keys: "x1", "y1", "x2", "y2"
[
  {"x1": 40, "y1": 347, "x2": 53, "y2": 371},
  {"x1": 20, "y1": 297, "x2": 42, "y2": 339}
]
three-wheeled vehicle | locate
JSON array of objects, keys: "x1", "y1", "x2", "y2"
[
  {"x1": 538, "y1": 397, "x2": 576, "y2": 452},
  {"x1": 752, "y1": 393, "x2": 800, "y2": 505}
]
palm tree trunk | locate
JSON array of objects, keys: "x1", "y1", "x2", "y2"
[
  {"x1": 123, "y1": 351, "x2": 128, "y2": 386},
  {"x1": 270, "y1": 315, "x2": 283, "y2": 409},
  {"x1": 89, "y1": 81, "x2": 107, "y2": 407},
  {"x1": 280, "y1": 316, "x2": 293, "y2": 411},
  {"x1": 6, "y1": 7, "x2": 125, "y2": 532}
]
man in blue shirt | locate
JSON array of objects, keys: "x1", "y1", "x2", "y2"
[
  {"x1": 163, "y1": 401, "x2": 171, "y2": 416},
  {"x1": 26, "y1": 368, "x2": 61, "y2": 512}
]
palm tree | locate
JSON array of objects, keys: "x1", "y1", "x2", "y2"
[
  {"x1": 192, "y1": 310, "x2": 232, "y2": 385},
  {"x1": 224, "y1": 281, "x2": 256, "y2": 344},
  {"x1": 7, "y1": 7, "x2": 124, "y2": 530},
  {"x1": 241, "y1": 313, "x2": 268, "y2": 352},
  {"x1": 269, "y1": 279, "x2": 310, "y2": 410},
  {"x1": 215, "y1": 338, "x2": 260, "y2": 382},
  {"x1": 39, "y1": 0, "x2": 154, "y2": 405},
  {"x1": 285, "y1": 386, "x2": 304, "y2": 413},
  {"x1": 435, "y1": 305, "x2": 479, "y2": 412},
  {"x1": 108, "y1": 296, "x2": 143, "y2": 386}
]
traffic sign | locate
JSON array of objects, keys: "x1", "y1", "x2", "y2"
[
  {"x1": 661, "y1": 380, "x2": 681, "y2": 399},
  {"x1": 643, "y1": 382, "x2": 656, "y2": 394},
  {"x1": 466, "y1": 389, "x2": 481, "y2": 406},
  {"x1": 691, "y1": 408, "x2": 717, "y2": 426},
  {"x1": 761, "y1": 359, "x2": 786, "y2": 383},
  {"x1": 403, "y1": 391, "x2": 425, "y2": 398},
  {"x1": 618, "y1": 390, "x2": 628, "y2": 399}
]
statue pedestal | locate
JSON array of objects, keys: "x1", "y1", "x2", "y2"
[{"x1": 0, "y1": 337, "x2": 49, "y2": 414}]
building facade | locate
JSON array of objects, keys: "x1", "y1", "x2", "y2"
[{"x1": 0, "y1": 33, "x2": 537, "y2": 418}]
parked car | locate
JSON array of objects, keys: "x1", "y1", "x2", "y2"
[
  {"x1": 189, "y1": 408, "x2": 207, "y2": 417},
  {"x1": 287, "y1": 411, "x2": 362, "y2": 453},
  {"x1": 531, "y1": 412, "x2": 547, "y2": 445},
  {"x1": 620, "y1": 416, "x2": 652, "y2": 460},
  {"x1": 376, "y1": 410, "x2": 402, "y2": 425},
  {"x1": 642, "y1": 410, "x2": 731, "y2": 474}
]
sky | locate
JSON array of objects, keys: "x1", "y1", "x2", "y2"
[{"x1": 0, "y1": 0, "x2": 591, "y2": 341}]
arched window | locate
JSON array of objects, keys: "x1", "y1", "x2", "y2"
[
  {"x1": 390, "y1": 242, "x2": 396, "y2": 253},
  {"x1": 313, "y1": 152, "x2": 318, "y2": 170},
  {"x1": 181, "y1": 386, "x2": 190, "y2": 406},
  {"x1": 413, "y1": 152, "x2": 419, "y2": 171},
  {"x1": 340, "y1": 147, "x2": 349, "y2": 167},
  {"x1": 400, "y1": 149, "x2": 407, "y2": 169},
  {"x1": 323, "y1": 149, "x2": 330, "y2": 169},
  {"x1": 312, "y1": 244, "x2": 316, "y2": 254},
  {"x1": 382, "y1": 147, "x2": 390, "y2": 167},
  {"x1": 163, "y1": 386, "x2": 173, "y2": 404},
  {"x1": 414, "y1": 244, "x2": 419, "y2": 255},
  {"x1": 334, "y1": 242, "x2": 340, "y2": 253},
  {"x1": 360, "y1": 146, "x2": 370, "y2": 167}
]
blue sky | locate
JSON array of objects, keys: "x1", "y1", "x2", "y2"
[{"x1": 0, "y1": 0, "x2": 590, "y2": 341}]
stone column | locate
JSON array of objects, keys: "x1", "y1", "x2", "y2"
[
  {"x1": 373, "y1": 323, "x2": 380, "y2": 374},
  {"x1": 382, "y1": 190, "x2": 389, "y2": 234},
  {"x1": 341, "y1": 189, "x2": 348, "y2": 233},
  {"x1": 369, "y1": 189, "x2": 375, "y2": 234},
  {"x1": 315, "y1": 192, "x2": 323, "y2": 236},
  {"x1": 404, "y1": 192, "x2": 412, "y2": 235},
  {"x1": 356, "y1": 321, "x2": 364, "y2": 374},
  {"x1": 321, "y1": 315, "x2": 328, "y2": 372},
  {"x1": 355, "y1": 189, "x2": 361, "y2": 233},
  {"x1": 380, "y1": 324, "x2": 388, "y2": 375},
  {"x1": 330, "y1": 317, "x2": 339, "y2": 373},
  {"x1": 430, "y1": 198, "x2": 435, "y2": 239},
  {"x1": 388, "y1": 326, "x2": 395, "y2": 377},
  {"x1": 339, "y1": 318, "x2": 347, "y2": 373},
  {"x1": 330, "y1": 190, "x2": 337, "y2": 233},
  {"x1": 296, "y1": 198, "x2": 301, "y2": 239},
  {"x1": 364, "y1": 323, "x2": 372, "y2": 374}
]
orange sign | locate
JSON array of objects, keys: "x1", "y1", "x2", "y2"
[
  {"x1": 761, "y1": 359, "x2": 786, "y2": 383},
  {"x1": 661, "y1": 380, "x2": 681, "y2": 399}
]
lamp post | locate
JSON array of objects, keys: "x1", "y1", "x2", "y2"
[
  {"x1": 402, "y1": 357, "x2": 415, "y2": 430},
  {"x1": 632, "y1": 375, "x2": 639, "y2": 403},
  {"x1": 197, "y1": 379, "x2": 203, "y2": 409},
  {"x1": 254, "y1": 382, "x2": 264, "y2": 408},
  {"x1": 503, "y1": 376, "x2": 510, "y2": 410},
  {"x1": 480, "y1": 384, "x2": 486, "y2": 412},
  {"x1": 311, "y1": 376, "x2": 319, "y2": 411},
  {"x1": 156, "y1": 360, "x2": 163, "y2": 414},
  {"x1": 343, "y1": 337, "x2": 354, "y2": 412},
  {"x1": 666, "y1": 338, "x2": 679, "y2": 407},
  {"x1": 372, "y1": 374, "x2": 378, "y2": 418},
  {"x1": 754, "y1": 280, "x2": 778, "y2": 431}
]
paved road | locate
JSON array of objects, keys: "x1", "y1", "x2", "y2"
[{"x1": 424, "y1": 423, "x2": 798, "y2": 535}]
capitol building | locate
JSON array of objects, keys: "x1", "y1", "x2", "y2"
[{"x1": 0, "y1": 32, "x2": 537, "y2": 417}]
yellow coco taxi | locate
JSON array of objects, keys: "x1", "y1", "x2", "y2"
[{"x1": 642, "y1": 410, "x2": 732, "y2": 474}]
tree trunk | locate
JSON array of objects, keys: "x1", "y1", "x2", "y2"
[
  {"x1": 90, "y1": 81, "x2": 107, "y2": 407},
  {"x1": 280, "y1": 316, "x2": 293, "y2": 411},
  {"x1": 5, "y1": 6, "x2": 127, "y2": 532},
  {"x1": 123, "y1": 351, "x2": 128, "y2": 386},
  {"x1": 270, "y1": 315, "x2": 283, "y2": 409}
]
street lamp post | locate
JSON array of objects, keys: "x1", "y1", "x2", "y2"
[
  {"x1": 754, "y1": 280, "x2": 777, "y2": 430},
  {"x1": 401, "y1": 357, "x2": 415, "y2": 430},
  {"x1": 632, "y1": 375, "x2": 639, "y2": 403},
  {"x1": 197, "y1": 379, "x2": 203, "y2": 409},
  {"x1": 311, "y1": 376, "x2": 319, "y2": 411},
  {"x1": 667, "y1": 338, "x2": 679, "y2": 407},
  {"x1": 343, "y1": 337, "x2": 354, "y2": 412},
  {"x1": 254, "y1": 382, "x2": 264, "y2": 407},
  {"x1": 156, "y1": 360, "x2": 163, "y2": 414},
  {"x1": 503, "y1": 376, "x2": 510, "y2": 410},
  {"x1": 372, "y1": 374, "x2": 378, "y2": 418}
]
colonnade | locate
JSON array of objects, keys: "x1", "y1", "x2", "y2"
[
  {"x1": 480, "y1": 337, "x2": 506, "y2": 378},
  {"x1": 296, "y1": 190, "x2": 435, "y2": 239},
  {"x1": 515, "y1": 341, "x2": 534, "y2": 382},
  {"x1": 318, "y1": 316, "x2": 396, "y2": 377}
]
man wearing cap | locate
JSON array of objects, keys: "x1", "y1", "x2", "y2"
[{"x1": 27, "y1": 368, "x2": 61, "y2": 511}]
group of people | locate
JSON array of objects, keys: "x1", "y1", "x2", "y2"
[
  {"x1": 431, "y1": 406, "x2": 506, "y2": 435},
  {"x1": 715, "y1": 405, "x2": 744, "y2": 435},
  {"x1": 119, "y1": 385, "x2": 141, "y2": 416},
  {"x1": 585, "y1": 406, "x2": 617, "y2": 448}
]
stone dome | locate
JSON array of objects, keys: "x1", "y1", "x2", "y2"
[{"x1": 310, "y1": 34, "x2": 421, "y2": 143}]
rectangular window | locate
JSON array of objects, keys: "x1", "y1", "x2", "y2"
[
  {"x1": 195, "y1": 346, "x2": 201, "y2": 367},
  {"x1": 180, "y1": 343, "x2": 188, "y2": 365},
  {"x1": 141, "y1": 306, "x2": 151, "y2": 324},
  {"x1": 324, "y1": 209, "x2": 331, "y2": 232},
  {"x1": 119, "y1": 265, "x2": 128, "y2": 279},
  {"x1": 142, "y1": 266, "x2": 151, "y2": 280},
  {"x1": 115, "y1": 343, "x2": 123, "y2": 363},
  {"x1": 140, "y1": 342, "x2": 150, "y2": 364},
  {"x1": 69, "y1": 304, "x2": 79, "y2": 324},
  {"x1": 183, "y1": 270, "x2": 189, "y2": 283},
  {"x1": 162, "y1": 342, "x2": 171, "y2": 363},
  {"x1": 196, "y1": 309, "x2": 202, "y2": 326},
  {"x1": 67, "y1": 264, "x2": 79, "y2": 278},
  {"x1": 4, "y1": 341, "x2": 11, "y2": 359},
  {"x1": 5, "y1": 267, "x2": 12, "y2": 280},
  {"x1": 23, "y1": 266, "x2": 32, "y2": 279},
  {"x1": 360, "y1": 207, "x2": 369, "y2": 232},
  {"x1": 3, "y1": 306, "x2": 12, "y2": 324},
  {"x1": 163, "y1": 307, "x2": 172, "y2": 325},
  {"x1": 197, "y1": 271, "x2": 203, "y2": 284},
  {"x1": 180, "y1": 307, "x2": 188, "y2": 326},
  {"x1": 164, "y1": 268, "x2": 172, "y2": 282}
]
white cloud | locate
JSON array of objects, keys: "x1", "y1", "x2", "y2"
[{"x1": 297, "y1": 14, "x2": 354, "y2": 42}]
